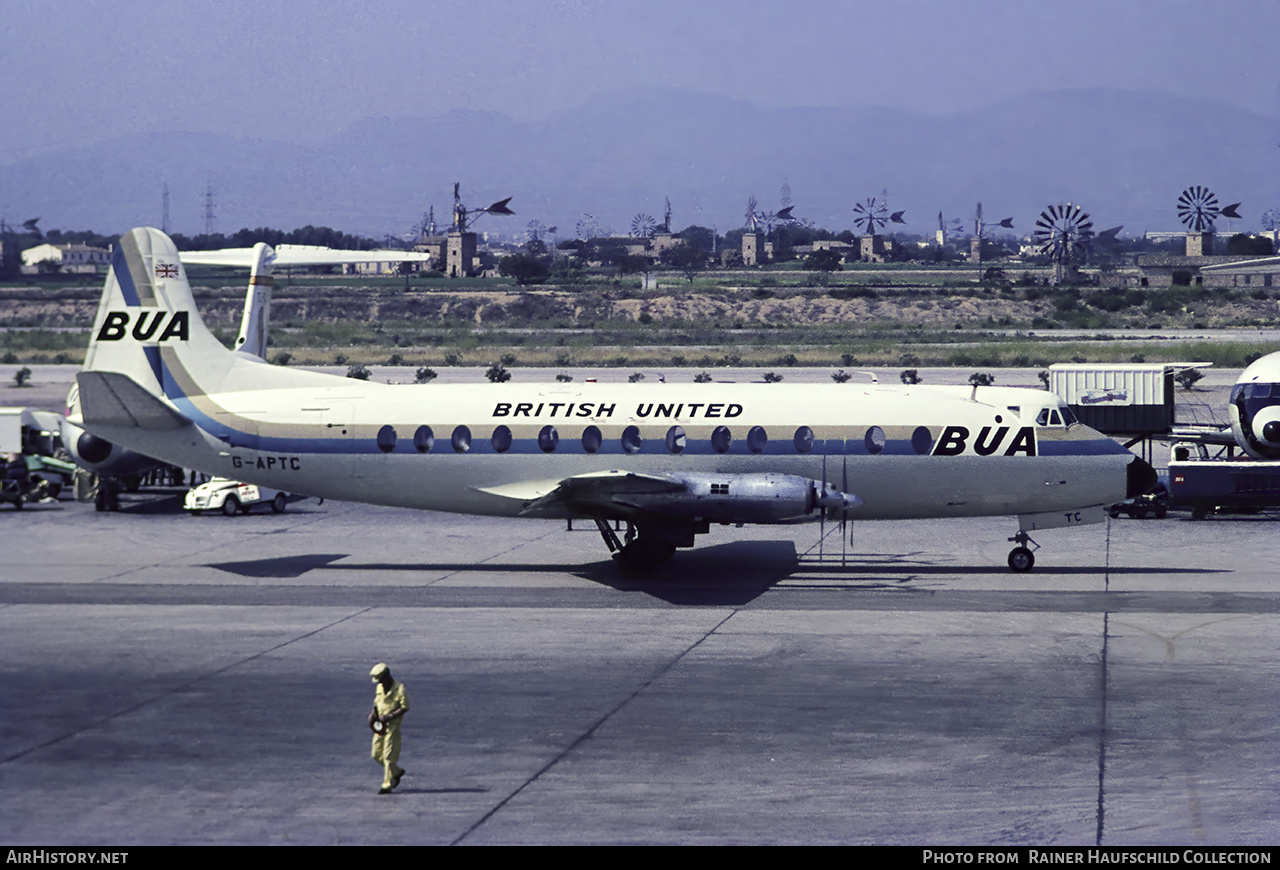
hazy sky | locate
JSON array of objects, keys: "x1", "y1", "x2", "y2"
[{"x1": 2, "y1": 0, "x2": 1275, "y2": 160}]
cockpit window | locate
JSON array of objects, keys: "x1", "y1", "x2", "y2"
[
  {"x1": 1060, "y1": 405, "x2": 1078, "y2": 426},
  {"x1": 1035, "y1": 408, "x2": 1070, "y2": 427}
]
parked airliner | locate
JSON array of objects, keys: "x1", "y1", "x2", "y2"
[{"x1": 68, "y1": 228, "x2": 1156, "y2": 573}]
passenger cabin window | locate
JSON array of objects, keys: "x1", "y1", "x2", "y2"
[
  {"x1": 665, "y1": 426, "x2": 686, "y2": 454},
  {"x1": 413, "y1": 425, "x2": 434, "y2": 453},
  {"x1": 793, "y1": 426, "x2": 814, "y2": 454},
  {"x1": 747, "y1": 426, "x2": 768, "y2": 454},
  {"x1": 492, "y1": 425, "x2": 512, "y2": 453},
  {"x1": 376, "y1": 425, "x2": 396, "y2": 454},
  {"x1": 911, "y1": 426, "x2": 932, "y2": 454},
  {"x1": 621, "y1": 425, "x2": 643, "y2": 454},
  {"x1": 582, "y1": 425, "x2": 602, "y2": 454},
  {"x1": 451, "y1": 425, "x2": 471, "y2": 453},
  {"x1": 538, "y1": 425, "x2": 559, "y2": 453},
  {"x1": 864, "y1": 426, "x2": 885, "y2": 455},
  {"x1": 711, "y1": 426, "x2": 732, "y2": 454}
]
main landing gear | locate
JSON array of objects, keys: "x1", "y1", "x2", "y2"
[
  {"x1": 1006, "y1": 530, "x2": 1039, "y2": 573},
  {"x1": 595, "y1": 519, "x2": 683, "y2": 578}
]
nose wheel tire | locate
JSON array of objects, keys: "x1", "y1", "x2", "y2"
[{"x1": 1008, "y1": 546, "x2": 1035, "y2": 572}]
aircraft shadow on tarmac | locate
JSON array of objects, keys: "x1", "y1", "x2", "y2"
[
  {"x1": 202, "y1": 540, "x2": 1228, "y2": 607},
  {"x1": 207, "y1": 553, "x2": 351, "y2": 577},
  {"x1": 577, "y1": 540, "x2": 800, "y2": 605},
  {"x1": 205, "y1": 540, "x2": 802, "y2": 605}
]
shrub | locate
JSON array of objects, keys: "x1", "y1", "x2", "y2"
[
  {"x1": 414, "y1": 367, "x2": 437, "y2": 384},
  {"x1": 831, "y1": 369, "x2": 852, "y2": 383},
  {"x1": 900, "y1": 369, "x2": 921, "y2": 385},
  {"x1": 1174, "y1": 369, "x2": 1204, "y2": 390},
  {"x1": 762, "y1": 371, "x2": 783, "y2": 383},
  {"x1": 486, "y1": 364, "x2": 511, "y2": 383},
  {"x1": 693, "y1": 371, "x2": 712, "y2": 383},
  {"x1": 968, "y1": 372, "x2": 995, "y2": 386},
  {"x1": 346, "y1": 363, "x2": 371, "y2": 380},
  {"x1": 13, "y1": 366, "x2": 33, "y2": 387}
]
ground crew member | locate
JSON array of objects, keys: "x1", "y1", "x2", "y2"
[{"x1": 368, "y1": 662, "x2": 409, "y2": 794}]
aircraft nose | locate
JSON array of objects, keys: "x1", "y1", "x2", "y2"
[{"x1": 1126, "y1": 456, "x2": 1158, "y2": 498}]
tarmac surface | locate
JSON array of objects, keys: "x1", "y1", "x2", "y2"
[{"x1": 1, "y1": 491, "x2": 1276, "y2": 845}]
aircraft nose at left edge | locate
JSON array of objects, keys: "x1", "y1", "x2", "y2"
[{"x1": 1126, "y1": 455, "x2": 1158, "y2": 498}]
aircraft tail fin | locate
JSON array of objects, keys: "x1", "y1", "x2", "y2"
[{"x1": 84, "y1": 228, "x2": 239, "y2": 401}]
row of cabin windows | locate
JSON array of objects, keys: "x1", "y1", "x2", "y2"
[{"x1": 375, "y1": 424, "x2": 917, "y2": 456}]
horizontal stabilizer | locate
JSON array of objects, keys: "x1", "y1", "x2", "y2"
[{"x1": 77, "y1": 371, "x2": 190, "y2": 430}]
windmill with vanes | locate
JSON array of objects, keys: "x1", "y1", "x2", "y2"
[
  {"x1": 969, "y1": 202, "x2": 1014, "y2": 265},
  {"x1": 1033, "y1": 202, "x2": 1097, "y2": 283},
  {"x1": 1177, "y1": 185, "x2": 1240, "y2": 256},
  {"x1": 851, "y1": 195, "x2": 905, "y2": 262},
  {"x1": 630, "y1": 213, "x2": 656, "y2": 239},
  {"x1": 1261, "y1": 208, "x2": 1280, "y2": 253},
  {"x1": 446, "y1": 182, "x2": 514, "y2": 277},
  {"x1": 936, "y1": 211, "x2": 964, "y2": 248},
  {"x1": 741, "y1": 195, "x2": 797, "y2": 266}
]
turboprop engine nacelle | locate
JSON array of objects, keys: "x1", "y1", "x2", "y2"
[
  {"x1": 619, "y1": 472, "x2": 862, "y2": 525},
  {"x1": 1229, "y1": 351, "x2": 1280, "y2": 460}
]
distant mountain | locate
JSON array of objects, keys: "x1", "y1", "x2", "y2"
[{"x1": 2, "y1": 88, "x2": 1275, "y2": 241}]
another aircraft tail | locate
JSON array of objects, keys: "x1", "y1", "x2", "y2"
[{"x1": 84, "y1": 227, "x2": 240, "y2": 400}]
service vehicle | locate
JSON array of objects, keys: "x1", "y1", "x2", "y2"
[{"x1": 185, "y1": 477, "x2": 289, "y2": 516}]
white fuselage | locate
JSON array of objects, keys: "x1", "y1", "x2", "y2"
[{"x1": 75, "y1": 368, "x2": 1134, "y2": 522}]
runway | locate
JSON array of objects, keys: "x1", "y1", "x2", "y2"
[{"x1": 1, "y1": 496, "x2": 1276, "y2": 845}]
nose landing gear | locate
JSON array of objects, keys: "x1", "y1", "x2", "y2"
[{"x1": 1007, "y1": 530, "x2": 1039, "y2": 572}]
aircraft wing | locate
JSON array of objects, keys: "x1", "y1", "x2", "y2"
[
  {"x1": 1198, "y1": 255, "x2": 1280, "y2": 273},
  {"x1": 180, "y1": 246, "x2": 433, "y2": 268},
  {"x1": 475, "y1": 470, "x2": 686, "y2": 518},
  {"x1": 1166, "y1": 424, "x2": 1236, "y2": 446}
]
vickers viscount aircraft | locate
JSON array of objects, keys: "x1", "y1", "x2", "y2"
[{"x1": 69, "y1": 228, "x2": 1156, "y2": 573}]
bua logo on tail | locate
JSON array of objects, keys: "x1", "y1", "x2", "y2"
[{"x1": 95, "y1": 310, "x2": 190, "y2": 342}]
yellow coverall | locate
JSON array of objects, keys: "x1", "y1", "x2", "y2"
[{"x1": 371, "y1": 679, "x2": 409, "y2": 789}]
